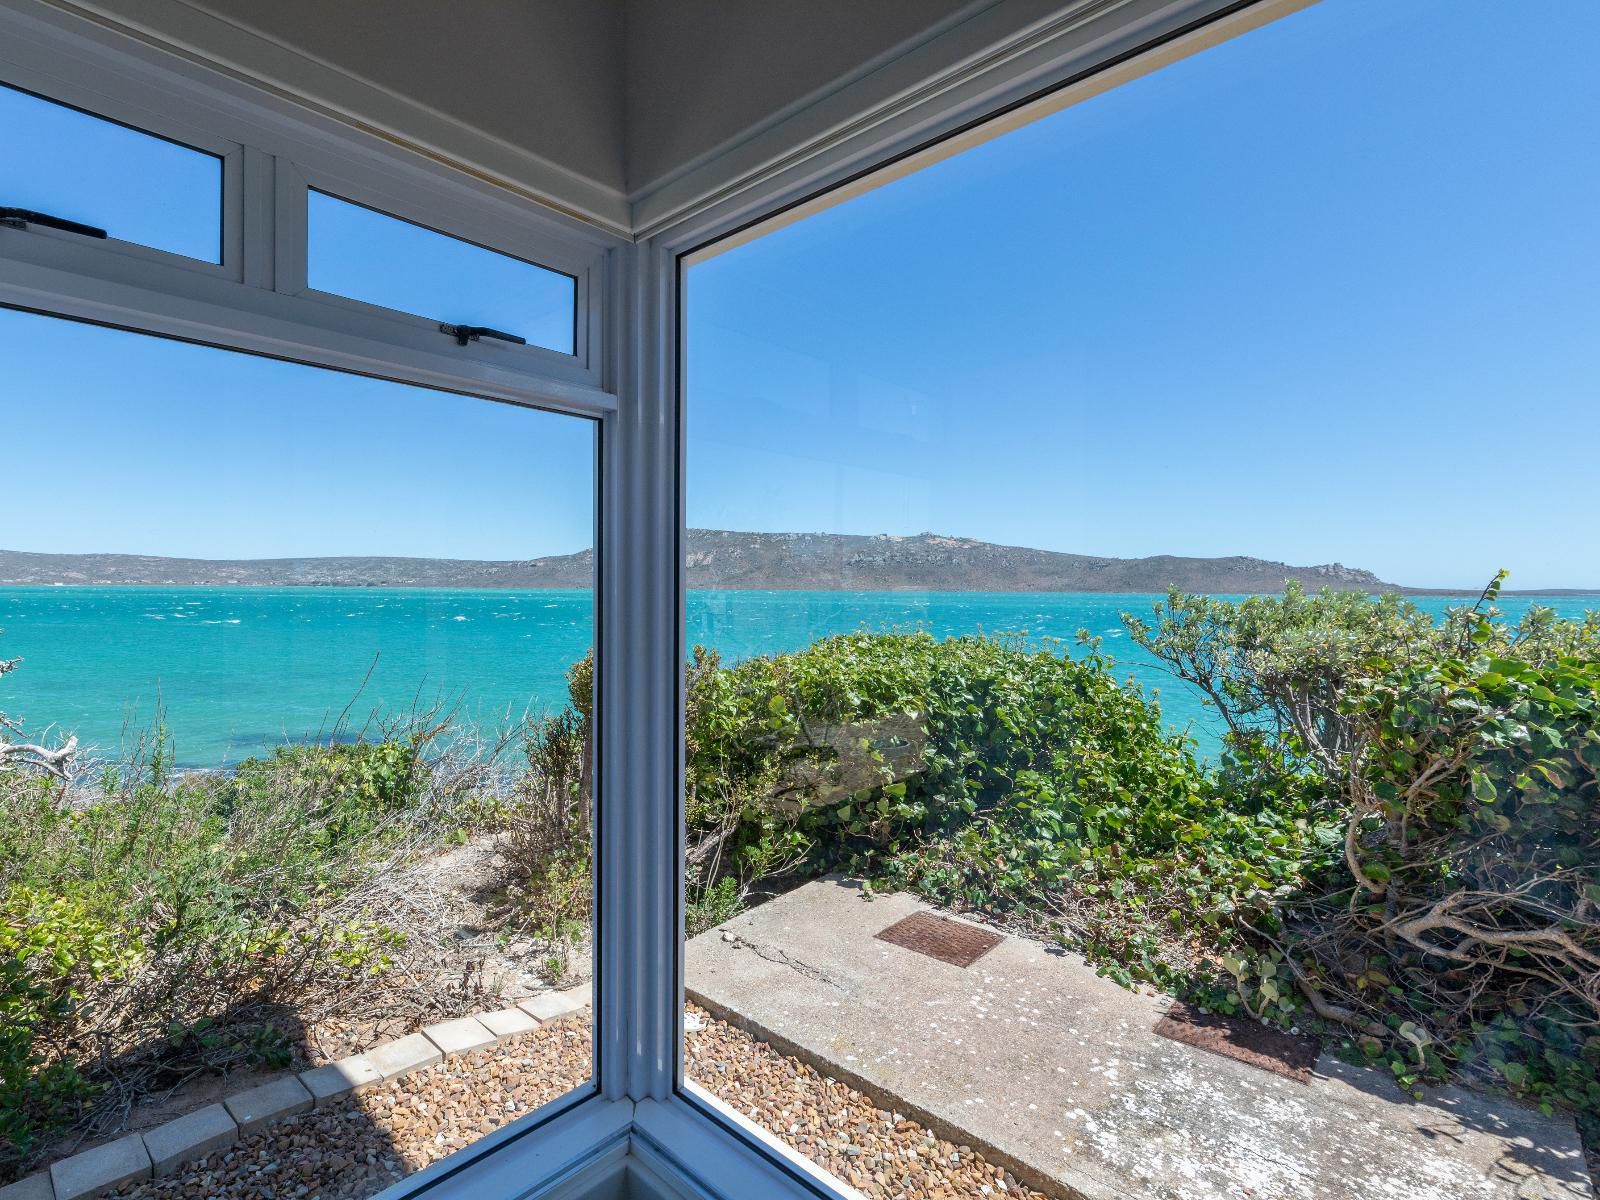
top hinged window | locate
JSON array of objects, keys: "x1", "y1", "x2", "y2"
[
  {"x1": 0, "y1": 81, "x2": 223, "y2": 264},
  {"x1": 0, "y1": 13, "x2": 613, "y2": 413},
  {"x1": 307, "y1": 190, "x2": 578, "y2": 358}
]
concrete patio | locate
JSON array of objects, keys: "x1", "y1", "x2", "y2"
[{"x1": 687, "y1": 878, "x2": 1593, "y2": 1200}]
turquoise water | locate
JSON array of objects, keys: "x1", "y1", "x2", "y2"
[{"x1": 0, "y1": 587, "x2": 1593, "y2": 767}]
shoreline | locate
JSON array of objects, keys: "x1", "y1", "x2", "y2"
[{"x1": 3, "y1": 582, "x2": 1596, "y2": 598}]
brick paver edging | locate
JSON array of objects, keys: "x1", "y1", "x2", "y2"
[{"x1": 1, "y1": 985, "x2": 590, "y2": 1200}]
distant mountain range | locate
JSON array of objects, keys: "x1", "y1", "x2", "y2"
[{"x1": 0, "y1": 532, "x2": 1426, "y2": 594}]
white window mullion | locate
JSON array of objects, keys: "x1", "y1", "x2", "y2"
[
  {"x1": 595, "y1": 237, "x2": 684, "y2": 1103},
  {"x1": 239, "y1": 144, "x2": 275, "y2": 290},
  {"x1": 271, "y1": 157, "x2": 309, "y2": 296}
]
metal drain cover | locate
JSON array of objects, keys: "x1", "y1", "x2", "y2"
[
  {"x1": 874, "y1": 911, "x2": 1002, "y2": 968},
  {"x1": 1154, "y1": 1000, "x2": 1319, "y2": 1083}
]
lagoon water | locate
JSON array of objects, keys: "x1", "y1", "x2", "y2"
[{"x1": 1, "y1": 587, "x2": 1592, "y2": 767}]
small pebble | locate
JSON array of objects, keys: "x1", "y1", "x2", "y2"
[
  {"x1": 106, "y1": 1017, "x2": 592, "y2": 1200},
  {"x1": 101, "y1": 1009, "x2": 1048, "y2": 1200},
  {"x1": 686, "y1": 1006, "x2": 1052, "y2": 1200}
]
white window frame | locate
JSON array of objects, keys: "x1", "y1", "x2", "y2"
[
  {"x1": 1, "y1": 63, "x2": 242, "y2": 277},
  {"x1": 275, "y1": 164, "x2": 600, "y2": 378},
  {"x1": 0, "y1": 0, "x2": 613, "y2": 417},
  {"x1": 0, "y1": 0, "x2": 1302, "y2": 1196}
]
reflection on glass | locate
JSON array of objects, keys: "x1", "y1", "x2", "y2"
[
  {"x1": 682, "y1": 2, "x2": 1600, "y2": 1198},
  {"x1": 1, "y1": 307, "x2": 596, "y2": 1195},
  {"x1": 0, "y1": 82, "x2": 222, "y2": 262},
  {"x1": 307, "y1": 190, "x2": 577, "y2": 355}
]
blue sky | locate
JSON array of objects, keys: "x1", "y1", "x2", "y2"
[
  {"x1": 687, "y1": 0, "x2": 1600, "y2": 590},
  {"x1": 5, "y1": 0, "x2": 1599, "y2": 588},
  {"x1": 1, "y1": 82, "x2": 222, "y2": 261},
  {"x1": 4, "y1": 309, "x2": 596, "y2": 561}
]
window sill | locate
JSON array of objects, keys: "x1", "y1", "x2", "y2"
[{"x1": 365, "y1": 1088, "x2": 864, "y2": 1200}]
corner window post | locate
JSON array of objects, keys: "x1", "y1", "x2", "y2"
[{"x1": 594, "y1": 237, "x2": 685, "y2": 1103}]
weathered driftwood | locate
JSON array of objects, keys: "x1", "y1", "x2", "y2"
[{"x1": 1, "y1": 642, "x2": 79, "y2": 780}]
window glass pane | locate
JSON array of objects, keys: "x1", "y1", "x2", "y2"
[
  {"x1": 684, "y1": 3, "x2": 1600, "y2": 1199},
  {"x1": 308, "y1": 190, "x2": 577, "y2": 355},
  {"x1": 1, "y1": 306, "x2": 595, "y2": 1195},
  {"x1": 0, "y1": 82, "x2": 222, "y2": 262}
]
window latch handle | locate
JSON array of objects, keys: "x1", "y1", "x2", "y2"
[
  {"x1": 439, "y1": 323, "x2": 527, "y2": 348},
  {"x1": 0, "y1": 207, "x2": 108, "y2": 239}
]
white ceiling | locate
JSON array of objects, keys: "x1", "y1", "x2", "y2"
[
  {"x1": 128, "y1": 0, "x2": 632, "y2": 193},
  {"x1": 60, "y1": 0, "x2": 1056, "y2": 234},
  {"x1": 620, "y1": 1, "x2": 990, "y2": 201}
]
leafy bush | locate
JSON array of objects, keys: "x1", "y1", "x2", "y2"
[
  {"x1": 872, "y1": 636, "x2": 1331, "y2": 994},
  {"x1": 1288, "y1": 601, "x2": 1600, "y2": 1110},
  {"x1": 686, "y1": 876, "x2": 744, "y2": 938},
  {"x1": 554, "y1": 632, "x2": 1216, "y2": 937},
  {"x1": 224, "y1": 737, "x2": 427, "y2": 853},
  {"x1": 676, "y1": 632, "x2": 1224, "y2": 964},
  {"x1": 0, "y1": 725, "x2": 447, "y2": 1166},
  {"x1": 494, "y1": 658, "x2": 593, "y2": 979},
  {"x1": 0, "y1": 884, "x2": 134, "y2": 1156},
  {"x1": 1129, "y1": 577, "x2": 1600, "y2": 1125}
]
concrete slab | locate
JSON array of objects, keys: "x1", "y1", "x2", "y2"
[
  {"x1": 0, "y1": 1173, "x2": 53, "y2": 1200},
  {"x1": 479, "y1": 1007, "x2": 541, "y2": 1039},
  {"x1": 50, "y1": 1134, "x2": 151, "y2": 1200},
  {"x1": 423, "y1": 1016, "x2": 496, "y2": 1057},
  {"x1": 366, "y1": 1032, "x2": 443, "y2": 1082},
  {"x1": 143, "y1": 1103, "x2": 238, "y2": 1176},
  {"x1": 688, "y1": 878, "x2": 1594, "y2": 1200},
  {"x1": 222, "y1": 1076, "x2": 312, "y2": 1136},
  {"x1": 300, "y1": 1055, "x2": 384, "y2": 1107}
]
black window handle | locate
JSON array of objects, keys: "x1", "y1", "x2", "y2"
[
  {"x1": 439, "y1": 323, "x2": 527, "y2": 347},
  {"x1": 0, "y1": 207, "x2": 108, "y2": 239}
]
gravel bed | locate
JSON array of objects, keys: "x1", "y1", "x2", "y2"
[
  {"x1": 104, "y1": 1009, "x2": 1049, "y2": 1200},
  {"x1": 108, "y1": 1017, "x2": 591, "y2": 1200},
  {"x1": 687, "y1": 1007, "x2": 1054, "y2": 1199}
]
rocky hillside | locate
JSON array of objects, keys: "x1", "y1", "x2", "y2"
[
  {"x1": 684, "y1": 531, "x2": 1395, "y2": 593},
  {"x1": 0, "y1": 548, "x2": 593, "y2": 589},
  {"x1": 0, "y1": 533, "x2": 1401, "y2": 593}
]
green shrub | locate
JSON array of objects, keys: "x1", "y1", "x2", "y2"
[
  {"x1": 224, "y1": 737, "x2": 426, "y2": 851},
  {"x1": 1291, "y1": 611, "x2": 1600, "y2": 1110},
  {"x1": 671, "y1": 630, "x2": 1232, "y2": 988},
  {"x1": 1127, "y1": 576, "x2": 1600, "y2": 1127},
  {"x1": 686, "y1": 876, "x2": 744, "y2": 937},
  {"x1": 0, "y1": 885, "x2": 136, "y2": 1156},
  {"x1": 0, "y1": 728, "x2": 436, "y2": 1164},
  {"x1": 494, "y1": 657, "x2": 595, "y2": 979}
]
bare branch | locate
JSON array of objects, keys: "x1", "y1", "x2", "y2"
[{"x1": 0, "y1": 734, "x2": 79, "y2": 781}]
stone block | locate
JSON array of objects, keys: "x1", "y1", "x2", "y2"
[
  {"x1": 0, "y1": 1173, "x2": 53, "y2": 1200},
  {"x1": 478, "y1": 1007, "x2": 539, "y2": 1039},
  {"x1": 143, "y1": 1103, "x2": 237, "y2": 1176},
  {"x1": 300, "y1": 1055, "x2": 383, "y2": 1107},
  {"x1": 365, "y1": 1033, "x2": 442, "y2": 1082},
  {"x1": 50, "y1": 1134, "x2": 151, "y2": 1200},
  {"x1": 222, "y1": 1076, "x2": 312, "y2": 1136},
  {"x1": 518, "y1": 984, "x2": 589, "y2": 1023},
  {"x1": 422, "y1": 1016, "x2": 495, "y2": 1057}
]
